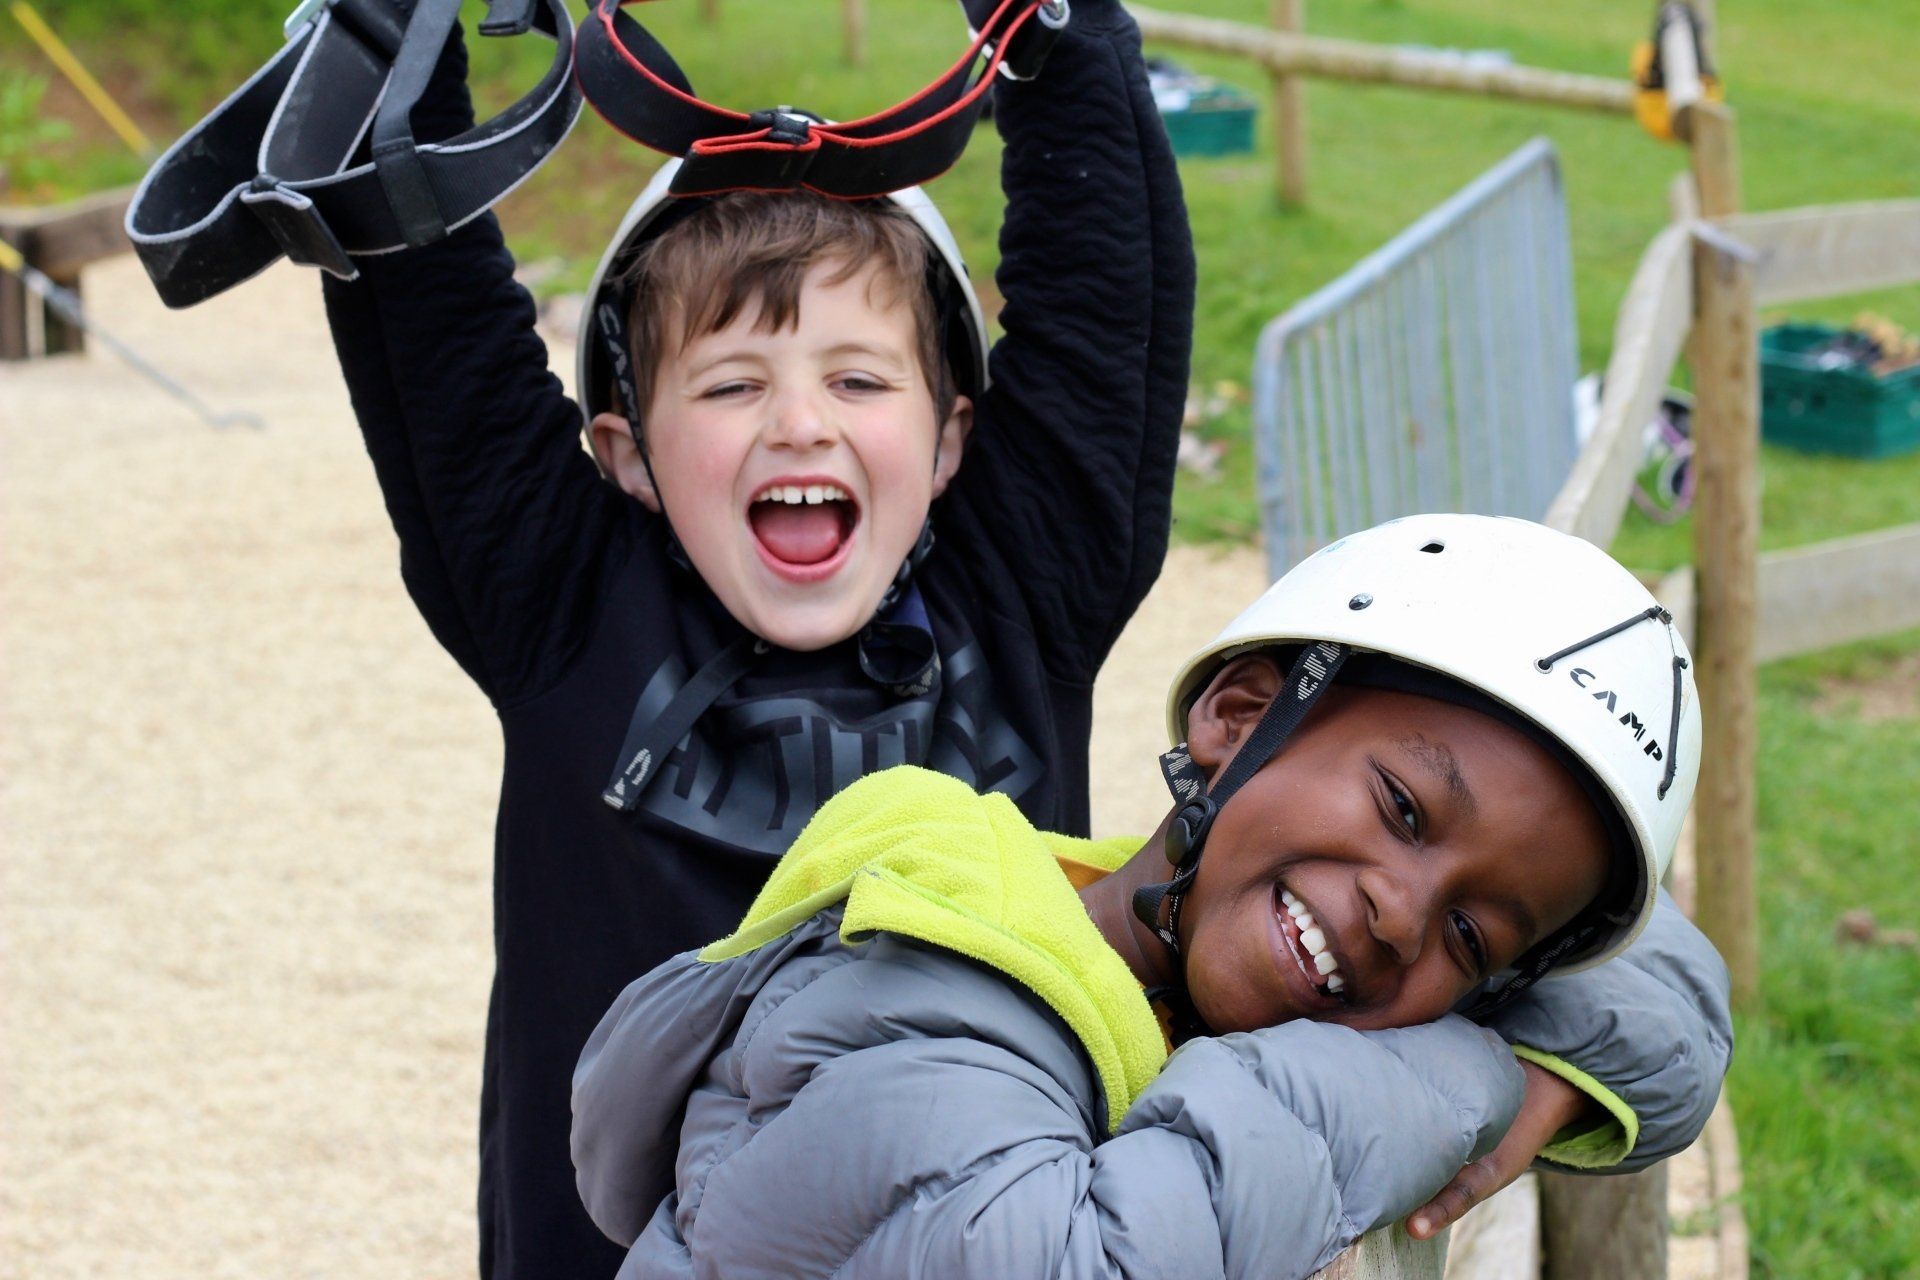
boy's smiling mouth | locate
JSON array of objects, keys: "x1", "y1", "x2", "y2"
[
  {"x1": 748, "y1": 478, "x2": 860, "y2": 581},
  {"x1": 1276, "y1": 885, "x2": 1353, "y2": 1009}
]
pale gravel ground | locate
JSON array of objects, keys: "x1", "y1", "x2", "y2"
[
  {"x1": 0, "y1": 256, "x2": 1268, "y2": 1276},
  {"x1": 1, "y1": 256, "x2": 1715, "y2": 1278}
]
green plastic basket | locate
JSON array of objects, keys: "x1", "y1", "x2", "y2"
[
  {"x1": 1760, "y1": 322, "x2": 1920, "y2": 459},
  {"x1": 1152, "y1": 74, "x2": 1257, "y2": 159}
]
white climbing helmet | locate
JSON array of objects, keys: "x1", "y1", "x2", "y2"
[
  {"x1": 1166, "y1": 514, "x2": 1701, "y2": 973},
  {"x1": 574, "y1": 157, "x2": 991, "y2": 430}
]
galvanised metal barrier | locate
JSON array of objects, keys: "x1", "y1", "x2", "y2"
[{"x1": 1253, "y1": 137, "x2": 1579, "y2": 575}]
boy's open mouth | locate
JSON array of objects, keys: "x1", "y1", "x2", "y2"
[
  {"x1": 1276, "y1": 885, "x2": 1353, "y2": 1008},
  {"x1": 748, "y1": 480, "x2": 860, "y2": 579}
]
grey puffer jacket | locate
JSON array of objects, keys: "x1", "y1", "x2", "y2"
[{"x1": 572, "y1": 770, "x2": 1731, "y2": 1279}]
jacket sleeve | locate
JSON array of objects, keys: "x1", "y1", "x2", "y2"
[
  {"x1": 940, "y1": 0, "x2": 1194, "y2": 683},
  {"x1": 1479, "y1": 890, "x2": 1734, "y2": 1172},
  {"x1": 669, "y1": 952, "x2": 1522, "y2": 1279},
  {"x1": 319, "y1": 23, "x2": 628, "y2": 705}
]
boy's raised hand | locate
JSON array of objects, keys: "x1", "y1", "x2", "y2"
[{"x1": 1404, "y1": 1060, "x2": 1593, "y2": 1240}]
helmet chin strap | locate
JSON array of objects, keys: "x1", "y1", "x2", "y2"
[{"x1": 1133, "y1": 642, "x2": 1350, "y2": 1039}]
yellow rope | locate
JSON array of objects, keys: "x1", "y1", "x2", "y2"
[
  {"x1": 0, "y1": 237, "x2": 25, "y2": 273},
  {"x1": 9, "y1": 1, "x2": 153, "y2": 157}
]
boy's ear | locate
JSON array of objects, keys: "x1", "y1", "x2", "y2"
[
  {"x1": 929, "y1": 394, "x2": 974, "y2": 499},
  {"x1": 1185, "y1": 655, "x2": 1287, "y2": 772},
  {"x1": 589, "y1": 412, "x2": 663, "y2": 513}
]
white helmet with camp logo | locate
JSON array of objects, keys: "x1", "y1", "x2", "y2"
[{"x1": 1166, "y1": 514, "x2": 1701, "y2": 973}]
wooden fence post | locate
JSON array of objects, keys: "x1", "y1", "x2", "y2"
[
  {"x1": 1689, "y1": 220, "x2": 1762, "y2": 1011},
  {"x1": 1538, "y1": 1167, "x2": 1669, "y2": 1280},
  {"x1": 843, "y1": 0, "x2": 866, "y2": 66},
  {"x1": 1271, "y1": 0, "x2": 1307, "y2": 205}
]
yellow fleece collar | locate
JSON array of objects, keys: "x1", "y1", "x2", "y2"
[{"x1": 699, "y1": 767, "x2": 1166, "y2": 1132}]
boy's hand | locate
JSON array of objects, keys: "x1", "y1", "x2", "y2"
[{"x1": 1404, "y1": 1060, "x2": 1594, "y2": 1240}]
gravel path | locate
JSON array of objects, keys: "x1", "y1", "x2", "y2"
[{"x1": 0, "y1": 256, "x2": 1267, "y2": 1276}]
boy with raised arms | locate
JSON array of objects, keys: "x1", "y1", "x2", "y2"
[{"x1": 314, "y1": 6, "x2": 1727, "y2": 1278}]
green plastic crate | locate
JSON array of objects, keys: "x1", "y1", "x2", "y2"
[
  {"x1": 1760, "y1": 322, "x2": 1920, "y2": 459},
  {"x1": 1151, "y1": 71, "x2": 1257, "y2": 159}
]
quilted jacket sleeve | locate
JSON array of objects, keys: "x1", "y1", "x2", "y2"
[{"x1": 652, "y1": 941, "x2": 1522, "y2": 1280}]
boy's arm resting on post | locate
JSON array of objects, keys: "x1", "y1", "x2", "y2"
[
  {"x1": 944, "y1": 0, "x2": 1195, "y2": 681},
  {"x1": 321, "y1": 23, "x2": 623, "y2": 705},
  {"x1": 1484, "y1": 890, "x2": 1734, "y2": 1172},
  {"x1": 1408, "y1": 890, "x2": 1733, "y2": 1237}
]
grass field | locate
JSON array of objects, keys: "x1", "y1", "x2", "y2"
[{"x1": 7, "y1": 1, "x2": 1919, "y2": 1273}]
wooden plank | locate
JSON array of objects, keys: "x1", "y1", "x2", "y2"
[
  {"x1": 1705, "y1": 1099, "x2": 1749, "y2": 1280},
  {"x1": 0, "y1": 186, "x2": 134, "y2": 279},
  {"x1": 1538, "y1": 1166, "x2": 1668, "y2": 1280},
  {"x1": 1131, "y1": 8, "x2": 1635, "y2": 114},
  {"x1": 1726, "y1": 200, "x2": 1920, "y2": 306},
  {"x1": 1689, "y1": 226, "x2": 1762, "y2": 1013},
  {"x1": 1271, "y1": 0, "x2": 1308, "y2": 205},
  {"x1": 1314, "y1": 1225, "x2": 1448, "y2": 1280},
  {"x1": 1543, "y1": 223, "x2": 1693, "y2": 545},
  {"x1": 1443, "y1": 1174, "x2": 1539, "y2": 1279},
  {"x1": 1754, "y1": 523, "x2": 1920, "y2": 663}
]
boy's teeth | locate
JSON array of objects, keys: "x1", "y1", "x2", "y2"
[
  {"x1": 1326, "y1": 973, "x2": 1345, "y2": 992},
  {"x1": 1314, "y1": 951, "x2": 1338, "y2": 975},
  {"x1": 1281, "y1": 889, "x2": 1299, "y2": 909},
  {"x1": 759, "y1": 483, "x2": 851, "y2": 506},
  {"x1": 1299, "y1": 926, "x2": 1326, "y2": 954}
]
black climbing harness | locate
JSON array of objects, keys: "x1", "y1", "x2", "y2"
[
  {"x1": 574, "y1": 0, "x2": 1071, "y2": 199},
  {"x1": 127, "y1": 0, "x2": 582, "y2": 307}
]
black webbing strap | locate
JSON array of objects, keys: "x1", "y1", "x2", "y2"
[
  {"x1": 126, "y1": 0, "x2": 581, "y2": 308},
  {"x1": 601, "y1": 635, "x2": 767, "y2": 812},
  {"x1": 573, "y1": 0, "x2": 1068, "y2": 199},
  {"x1": 1132, "y1": 642, "x2": 1350, "y2": 955}
]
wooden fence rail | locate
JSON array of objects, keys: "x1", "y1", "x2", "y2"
[{"x1": 1131, "y1": 7, "x2": 1635, "y2": 115}]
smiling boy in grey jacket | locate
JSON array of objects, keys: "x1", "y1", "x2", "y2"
[{"x1": 572, "y1": 515, "x2": 1732, "y2": 1280}]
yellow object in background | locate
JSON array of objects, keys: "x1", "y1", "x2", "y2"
[{"x1": 9, "y1": 0, "x2": 153, "y2": 157}]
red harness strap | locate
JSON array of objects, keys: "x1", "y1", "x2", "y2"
[{"x1": 572, "y1": 0, "x2": 1066, "y2": 198}]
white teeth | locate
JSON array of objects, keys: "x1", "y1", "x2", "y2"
[
  {"x1": 1281, "y1": 889, "x2": 1298, "y2": 908},
  {"x1": 758, "y1": 483, "x2": 850, "y2": 506},
  {"x1": 1326, "y1": 973, "x2": 1345, "y2": 992},
  {"x1": 1314, "y1": 951, "x2": 1338, "y2": 976},
  {"x1": 1300, "y1": 926, "x2": 1326, "y2": 955},
  {"x1": 1295, "y1": 912, "x2": 1314, "y2": 930}
]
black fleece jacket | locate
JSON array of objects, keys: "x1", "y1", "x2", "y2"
[{"x1": 320, "y1": 8, "x2": 1192, "y2": 1278}]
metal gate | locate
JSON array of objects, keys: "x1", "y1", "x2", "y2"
[{"x1": 1253, "y1": 137, "x2": 1580, "y2": 575}]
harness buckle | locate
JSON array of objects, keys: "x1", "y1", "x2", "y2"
[
  {"x1": 282, "y1": 0, "x2": 332, "y2": 39},
  {"x1": 749, "y1": 109, "x2": 815, "y2": 147},
  {"x1": 240, "y1": 175, "x2": 358, "y2": 281}
]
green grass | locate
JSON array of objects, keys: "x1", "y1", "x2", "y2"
[
  {"x1": 1740, "y1": 630, "x2": 1920, "y2": 1277},
  {"x1": 11, "y1": 1, "x2": 1920, "y2": 1270}
]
